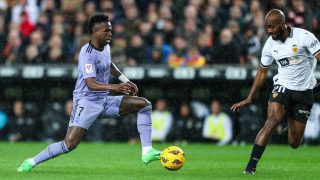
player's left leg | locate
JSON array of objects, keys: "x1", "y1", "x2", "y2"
[
  {"x1": 287, "y1": 90, "x2": 313, "y2": 148},
  {"x1": 104, "y1": 95, "x2": 161, "y2": 164},
  {"x1": 18, "y1": 98, "x2": 103, "y2": 172},
  {"x1": 287, "y1": 117, "x2": 306, "y2": 148}
]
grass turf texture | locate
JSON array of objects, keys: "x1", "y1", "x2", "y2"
[{"x1": 0, "y1": 142, "x2": 319, "y2": 179}]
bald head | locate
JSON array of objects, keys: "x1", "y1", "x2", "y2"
[
  {"x1": 265, "y1": 9, "x2": 285, "y2": 23},
  {"x1": 264, "y1": 9, "x2": 288, "y2": 41}
]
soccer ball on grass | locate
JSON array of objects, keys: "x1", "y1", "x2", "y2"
[{"x1": 160, "y1": 146, "x2": 186, "y2": 171}]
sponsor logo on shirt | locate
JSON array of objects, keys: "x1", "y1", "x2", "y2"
[
  {"x1": 85, "y1": 64, "x2": 93, "y2": 73},
  {"x1": 278, "y1": 58, "x2": 290, "y2": 67}
]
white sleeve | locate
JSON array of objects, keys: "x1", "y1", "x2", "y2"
[
  {"x1": 303, "y1": 32, "x2": 320, "y2": 56},
  {"x1": 260, "y1": 40, "x2": 274, "y2": 67}
]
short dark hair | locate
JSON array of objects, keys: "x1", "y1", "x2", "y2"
[{"x1": 88, "y1": 13, "x2": 110, "y2": 34}]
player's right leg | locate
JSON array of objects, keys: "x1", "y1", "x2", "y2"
[
  {"x1": 243, "y1": 102, "x2": 286, "y2": 174},
  {"x1": 106, "y1": 95, "x2": 161, "y2": 164},
  {"x1": 17, "y1": 127, "x2": 86, "y2": 172}
]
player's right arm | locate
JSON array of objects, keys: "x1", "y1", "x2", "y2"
[
  {"x1": 231, "y1": 66, "x2": 269, "y2": 112},
  {"x1": 231, "y1": 38, "x2": 273, "y2": 112},
  {"x1": 85, "y1": 77, "x2": 131, "y2": 95}
]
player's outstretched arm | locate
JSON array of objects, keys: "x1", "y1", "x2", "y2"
[
  {"x1": 110, "y1": 63, "x2": 139, "y2": 96},
  {"x1": 231, "y1": 66, "x2": 269, "y2": 112}
]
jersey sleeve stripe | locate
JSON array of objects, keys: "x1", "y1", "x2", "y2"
[
  {"x1": 313, "y1": 48, "x2": 320, "y2": 56},
  {"x1": 260, "y1": 63, "x2": 269, "y2": 68}
]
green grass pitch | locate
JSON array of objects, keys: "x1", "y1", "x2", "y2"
[{"x1": 1, "y1": 142, "x2": 320, "y2": 179}]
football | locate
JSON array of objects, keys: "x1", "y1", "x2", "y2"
[{"x1": 160, "y1": 146, "x2": 186, "y2": 171}]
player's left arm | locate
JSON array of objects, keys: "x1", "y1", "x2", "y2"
[
  {"x1": 110, "y1": 63, "x2": 139, "y2": 96},
  {"x1": 315, "y1": 53, "x2": 320, "y2": 62}
]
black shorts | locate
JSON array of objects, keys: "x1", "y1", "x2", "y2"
[{"x1": 269, "y1": 85, "x2": 313, "y2": 123}]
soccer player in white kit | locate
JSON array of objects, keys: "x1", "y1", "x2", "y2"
[
  {"x1": 17, "y1": 14, "x2": 161, "y2": 172},
  {"x1": 231, "y1": 9, "x2": 320, "y2": 174}
]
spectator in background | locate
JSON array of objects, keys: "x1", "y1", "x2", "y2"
[
  {"x1": 28, "y1": 30, "x2": 46, "y2": 61},
  {"x1": 2, "y1": 29, "x2": 23, "y2": 65},
  {"x1": 45, "y1": 35, "x2": 64, "y2": 63},
  {"x1": 247, "y1": 0, "x2": 265, "y2": 39},
  {"x1": 151, "y1": 99, "x2": 173, "y2": 142},
  {"x1": 202, "y1": 100, "x2": 233, "y2": 145},
  {"x1": 161, "y1": 19, "x2": 175, "y2": 44},
  {"x1": 145, "y1": 2, "x2": 158, "y2": 25},
  {"x1": 185, "y1": 47, "x2": 206, "y2": 68},
  {"x1": 174, "y1": 102, "x2": 202, "y2": 143},
  {"x1": 228, "y1": 5, "x2": 246, "y2": 31},
  {"x1": 228, "y1": 20, "x2": 243, "y2": 49},
  {"x1": 211, "y1": 28, "x2": 241, "y2": 64},
  {"x1": 197, "y1": 32, "x2": 213, "y2": 63},
  {"x1": 8, "y1": 100, "x2": 39, "y2": 142},
  {"x1": 266, "y1": 0, "x2": 288, "y2": 14},
  {"x1": 147, "y1": 33, "x2": 172, "y2": 64},
  {"x1": 155, "y1": 5, "x2": 172, "y2": 32},
  {"x1": 83, "y1": 0, "x2": 96, "y2": 18},
  {"x1": 40, "y1": 0, "x2": 57, "y2": 22},
  {"x1": 23, "y1": 44, "x2": 41, "y2": 63},
  {"x1": 180, "y1": 19, "x2": 200, "y2": 47},
  {"x1": 122, "y1": 3, "x2": 141, "y2": 38},
  {"x1": 19, "y1": 11, "x2": 35, "y2": 40},
  {"x1": 149, "y1": 48, "x2": 163, "y2": 64},
  {"x1": 138, "y1": 21, "x2": 153, "y2": 46},
  {"x1": 111, "y1": 34, "x2": 127, "y2": 66},
  {"x1": 287, "y1": 0, "x2": 313, "y2": 30},
  {"x1": 243, "y1": 25, "x2": 261, "y2": 66},
  {"x1": 168, "y1": 35, "x2": 188, "y2": 68},
  {"x1": 125, "y1": 34, "x2": 147, "y2": 65},
  {"x1": 11, "y1": 0, "x2": 39, "y2": 25}
]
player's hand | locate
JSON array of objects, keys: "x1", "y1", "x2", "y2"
[
  {"x1": 111, "y1": 83, "x2": 131, "y2": 95},
  {"x1": 127, "y1": 81, "x2": 139, "y2": 96},
  {"x1": 230, "y1": 98, "x2": 252, "y2": 112}
]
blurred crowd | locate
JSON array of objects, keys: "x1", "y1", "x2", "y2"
[
  {"x1": 1, "y1": 0, "x2": 320, "y2": 67},
  {"x1": 1, "y1": 98, "x2": 320, "y2": 145},
  {"x1": 0, "y1": 99, "x2": 237, "y2": 144}
]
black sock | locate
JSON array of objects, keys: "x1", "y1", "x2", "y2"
[{"x1": 246, "y1": 144, "x2": 265, "y2": 170}]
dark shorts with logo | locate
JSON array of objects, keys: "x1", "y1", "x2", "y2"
[{"x1": 269, "y1": 85, "x2": 313, "y2": 123}]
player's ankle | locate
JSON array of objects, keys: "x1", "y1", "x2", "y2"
[
  {"x1": 28, "y1": 158, "x2": 36, "y2": 166},
  {"x1": 142, "y1": 146, "x2": 152, "y2": 155}
]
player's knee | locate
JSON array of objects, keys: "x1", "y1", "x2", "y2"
[
  {"x1": 64, "y1": 136, "x2": 80, "y2": 151},
  {"x1": 137, "y1": 97, "x2": 151, "y2": 109},
  {"x1": 141, "y1": 98, "x2": 151, "y2": 107},
  {"x1": 288, "y1": 138, "x2": 301, "y2": 149},
  {"x1": 289, "y1": 141, "x2": 300, "y2": 149}
]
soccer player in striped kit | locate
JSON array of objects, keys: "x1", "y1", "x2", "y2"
[{"x1": 18, "y1": 14, "x2": 161, "y2": 172}]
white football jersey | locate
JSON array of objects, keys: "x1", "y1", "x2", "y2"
[{"x1": 261, "y1": 27, "x2": 320, "y2": 91}]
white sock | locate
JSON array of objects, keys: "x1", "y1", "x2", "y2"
[
  {"x1": 142, "y1": 146, "x2": 152, "y2": 155},
  {"x1": 29, "y1": 158, "x2": 35, "y2": 166}
]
